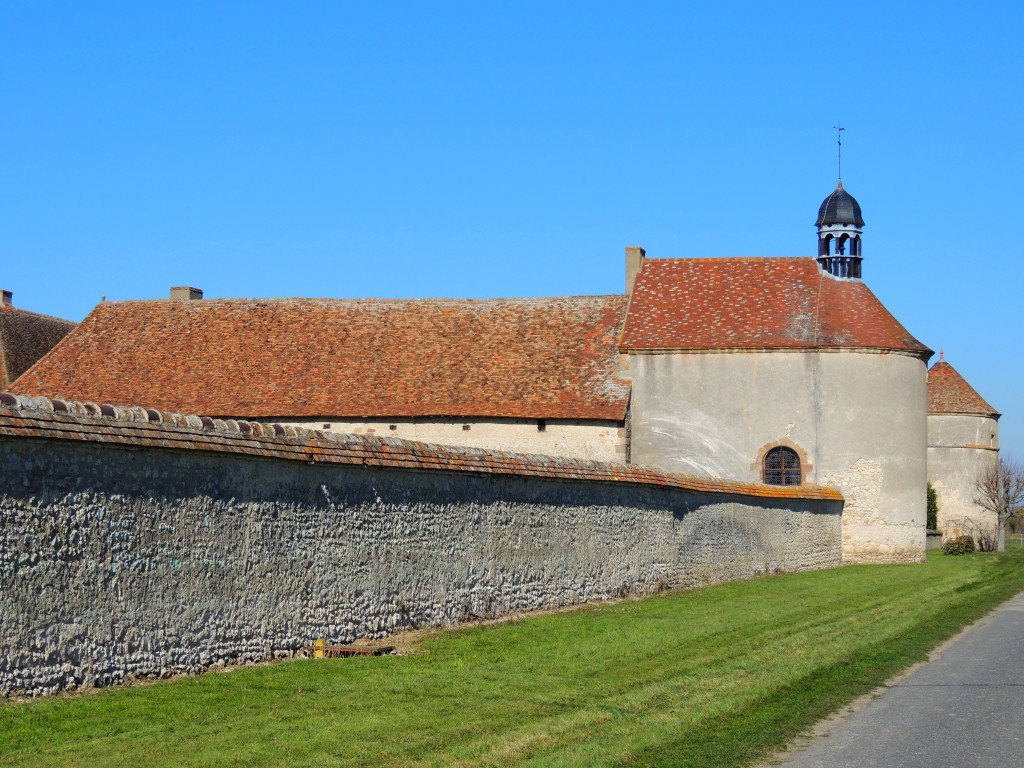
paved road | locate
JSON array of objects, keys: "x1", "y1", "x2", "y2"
[{"x1": 761, "y1": 592, "x2": 1024, "y2": 768}]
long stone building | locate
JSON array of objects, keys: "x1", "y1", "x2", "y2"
[{"x1": 8, "y1": 181, "x2": 1000, "y2": 561}]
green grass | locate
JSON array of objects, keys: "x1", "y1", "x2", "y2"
[{"x1": 4, "y1": 549, "x2": 1024, "y2": 767}]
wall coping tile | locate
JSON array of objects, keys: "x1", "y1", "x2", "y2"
[{"x1": 0, "y1": 392, "x2": 843, "y2": 502}]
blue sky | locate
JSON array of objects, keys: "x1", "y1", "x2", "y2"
[{"x1": 2, "y1": 2, "x2": 1021, "y2": 458}]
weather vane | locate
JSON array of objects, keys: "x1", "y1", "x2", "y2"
[{"x1": 833, "y1": 122, "x2": 845, "y2": 181}]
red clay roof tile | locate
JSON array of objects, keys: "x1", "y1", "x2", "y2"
[
  {"x1": 619, "y1": 257, "x2": 931, "y2": 354},
  {"x1": 0, "y1": 303, "x2": 77, "y2": 391},
  {"x1": 13, "y1": 296, "x2": 629, "y2": 421},
  {"x1": 927, "y1": 361, "x2": 999, "y2": 417}
]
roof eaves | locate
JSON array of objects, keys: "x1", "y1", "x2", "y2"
[
  {"x1": 929, "y1": 408, "x2": 1001, "y2": 419},
  {"x1": 620, "y1": 344, "x2": 933, "y2": 357}
]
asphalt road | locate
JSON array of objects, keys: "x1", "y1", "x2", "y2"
[{"x1": 760, "y1": 591, "x2": 1024, "y2": 768}]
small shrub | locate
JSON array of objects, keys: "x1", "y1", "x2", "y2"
[
  {"x1": 975, "y1": 528, "x2": 1000, "y2": 553},
  {"x1": 926, "y1": 483, "x2": 939, "y2": 531},
  {"x1": 943, "y1": 535, "x2": 976, "y2": 555}
]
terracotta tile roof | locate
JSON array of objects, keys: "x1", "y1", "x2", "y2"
[
  {"x1": 0, "y1": 393, "x2": 844, "y2": 502},
  {"x1": 619, "y1": 257, "x2": 931, "y2": 354},
  {"x1": 0, "y1": 303, "x2": 77, "y2": 391},
  {"x1": 927, "y1": 361, "x2": 999, "y2": 417},
  {"x1": 13, "y1": 296, "x2": 630, "y2": 421}
]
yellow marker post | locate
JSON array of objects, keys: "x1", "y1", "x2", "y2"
[{"x1": 314, "y1": 638, "x2": 325, "y2": 659}]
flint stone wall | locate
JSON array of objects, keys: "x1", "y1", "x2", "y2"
[{"x1": 1, "y1": 437, "x2": 841, "y2": 697}]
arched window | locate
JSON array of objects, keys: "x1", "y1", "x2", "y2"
[{"x1": 763, "y1": 446, "x2": 801, "y2": 486}]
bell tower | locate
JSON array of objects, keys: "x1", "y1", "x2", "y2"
[
  {"x1": 816, "y1": 179, "x2": 865, "y2": 278},
  {"x1": 816, "y1": 124, "x2": 864, "y2": 279}
]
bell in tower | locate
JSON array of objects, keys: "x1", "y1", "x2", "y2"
[{"x1": 816, "y1": 179, "x2": 864, "y2": 279}]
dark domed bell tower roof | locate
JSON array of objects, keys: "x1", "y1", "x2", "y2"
[
  {"x1": 816, "y1": 180, "x2": 865, "y2": 227},
  {"x1": 816, "y1": 179, "x2": 864, "y2": 278}
]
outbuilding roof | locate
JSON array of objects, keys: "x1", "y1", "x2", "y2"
[
  {"x1": 619, "y1": 257, "x2": 931, "y2": 355},
  {"x1": 0, "y1": 302, "x2": 77, "y2": 391},
  {"x1": 927, "y1": 361, "x2": 999, "y2": 417},
  {"x1": 12, "y1": 295, "x2": 630, "y2": 421}
]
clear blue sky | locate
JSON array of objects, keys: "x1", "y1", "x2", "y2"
[{"x1": 3, "y1": 2, "x2": 1021, "y2": 458}]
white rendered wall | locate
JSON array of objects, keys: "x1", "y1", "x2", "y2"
[
  {"x1": 261, "y1": 417, "x2": 625, "y2": 463},
  {"x1": 927, "y1": 413, "x2": 999, "y2": 541},
  {"x1": 629, "y1": 349, "x2": 929, "y2": 563}
]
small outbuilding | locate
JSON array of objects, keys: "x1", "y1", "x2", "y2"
[{"x1": 927, "y1": 355, "x2": 1001, "y2": 543}]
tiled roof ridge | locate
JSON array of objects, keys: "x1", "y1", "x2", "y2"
[
  {"x1": 927, "y1": 361, "x2": 1000, "y2": 417},
  {"x1": 637, "y1": 256, "x2": 862, "y2": 282},
  {"x1": 0, "y1": 392, "x2": 843, "y2": 502},
  {"x1": 643, "y1": 255, "x2": 814, "y2": 262},
  {"x1": 100, "y1": 294, "x2": 625, "y2": 306}
]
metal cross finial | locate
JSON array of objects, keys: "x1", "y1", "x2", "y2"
[{"x1": 833, "y1": 122, "x2": 845, "y2": 181}]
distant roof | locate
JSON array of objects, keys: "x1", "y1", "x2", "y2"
[
  {"x1": 927, "y1": 361, "x2": 999, "y2": 417},
  {"x1": 0, "y1": 303, "x2": 77, "y2": 391},
  {"x1": 816, "y1": 181, "x2": 865, "y2": 227},
  {"x1": 12, "y1": 296, "x2": 630, "y2": 421},
  {"x1": 619, "y1": 257, "x2": 931, "y2": 354}
]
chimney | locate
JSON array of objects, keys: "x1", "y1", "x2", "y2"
[
  {"x1": 170, "y1": 286, "x2": 203, "y2": 300},
  {"x1": 1, "y1": 290, "x2": 11, "y2": 306},
  {"x1": 625, "y1": 246, "x2": 646, "y2": 294}
]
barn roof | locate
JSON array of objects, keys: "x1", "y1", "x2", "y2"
[
  {"x1": 12, "y1": 295, "x2": 630, "y2": 421},
  {"x1": 927, "y1": 361, "x2": 999, "y2": 417},
  {"x1": 0, "y1": 301, "x2": 77, "y2": 391},
  {"x1": 619, "y1": 257, "x2": 931, "y2": 355}
]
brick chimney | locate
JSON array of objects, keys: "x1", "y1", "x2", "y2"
[
  {"x1": 169, "y1": 286, "x2": 203, "y2": 300},
  {"x1": 1, "y1": 290, "x2": 12, "y2": 306},
  {"x1": 625, "y1": 247, "x2": 645, "y2": 294}
]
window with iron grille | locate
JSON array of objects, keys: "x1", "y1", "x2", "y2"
[{"x1": 764, "y1": 446, "x2": 801, "y2": 486}]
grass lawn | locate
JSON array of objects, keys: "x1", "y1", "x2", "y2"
[{"x1": 3, "y1": 549, "x2": 1024, "y2": 767}]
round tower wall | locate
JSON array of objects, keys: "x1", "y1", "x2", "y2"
[
  {"x1": 815, "y1": 351, "x2": 928, "y2": 564},
  {"x1": 927, "y1": 413, "x2": 1000, "y2": 544},
  {"x1": 628, "y1": 349, "x2": 927, "y2": 564}
]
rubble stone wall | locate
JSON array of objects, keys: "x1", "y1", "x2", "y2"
[{"x1": 0, "y1": 403, "x2": 842, "y2": 697}]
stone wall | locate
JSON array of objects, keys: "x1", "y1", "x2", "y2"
[{"x1": 0, "y1": 396, "x2": 842, "y2": 697}]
